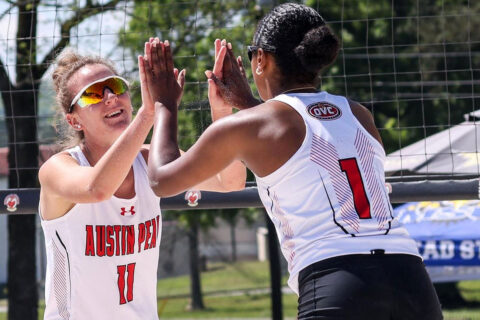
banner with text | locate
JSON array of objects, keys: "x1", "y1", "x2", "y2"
[{"x1": 395, "y1": 201, "x2": 480, "y2": 266}]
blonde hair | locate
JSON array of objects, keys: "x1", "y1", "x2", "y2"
[{"x1": 52, "y1": 48, "x2": 119, "y2": 148}]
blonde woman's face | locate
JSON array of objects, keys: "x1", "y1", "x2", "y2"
[{"x1": 66, "y1": 64, "x2": 133, "y2": 145}]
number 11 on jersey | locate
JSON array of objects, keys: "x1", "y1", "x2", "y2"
[{"x1": 117, "y1": 263, "x2": 136, "y2": 304}]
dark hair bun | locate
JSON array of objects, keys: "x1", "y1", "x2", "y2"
[{"x1": 294, "y1": 25, "x2": 340, "y2": 72}]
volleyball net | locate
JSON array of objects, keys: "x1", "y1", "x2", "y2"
[
  {"x1": 0, "y1": 0, "x2": 479, "y2": 193},
  {"x1": 1, "y1": 0, "x2": 480, "y2": 317},
  {"x1": 0, "y1": 0, "x2": 479, "y2": 211}
]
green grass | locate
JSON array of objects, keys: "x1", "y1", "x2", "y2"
[
  {"x1": 442, "y1": 309, "x2": 480, "y2": 320},
  {"x1": 1, "y1": 261, "x2": 480, "y2": 319},
  {"x1": 458, "y1": 281, "x2": 480, "y2": 302},
  {"x1": 157, "y1": 260, "x2": 280, "y2": 298},
  {"x1": 157, "y1": 293, "x2": 298, "y2": 318}
]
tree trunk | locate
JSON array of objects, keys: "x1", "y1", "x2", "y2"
[
  {"x1": 5, "y1": 2, "x2": 40, "y2": 319},
  {"x1": 187, "y1": 221, "x2": 205, "y2": 310},
  {"x1": 229, "y1": 222, "x2": 237, "y2": 262}
]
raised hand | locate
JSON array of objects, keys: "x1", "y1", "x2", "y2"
[
  {"x1": 205, "y1": 39, "x2": 232, "y2": 119},
  {"x1": 205, "y1": 39, "x2": 259, "y2": 112},
  {"x1": 141, "y1": 38, "x2": 186, "y2": 112},
  {"x1": 147, "y1": 38, "x2": 183, "y2": 176}
]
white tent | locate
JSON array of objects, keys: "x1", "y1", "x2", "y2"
[{"x1": 385, "y1": 110, "x2": 480, "y2": 177}]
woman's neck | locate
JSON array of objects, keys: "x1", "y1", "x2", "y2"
[
  {"x1": 268, "y1": 82, "x2": 318, "y2": 99},
  {"x1": 81, "y1": 139, "x2": 112, "y2": 166}
]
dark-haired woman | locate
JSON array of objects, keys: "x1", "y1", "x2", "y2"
[{"x1": 147, "y1": 3, "x2": 442, "y2": 319}]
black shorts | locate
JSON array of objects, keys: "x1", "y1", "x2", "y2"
[{"x1": 297, "y1": 253, "x2": 443, "y2": 320}]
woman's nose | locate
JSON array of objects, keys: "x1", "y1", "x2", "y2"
[{"x1": 103, "y1": 88, "x2": 118, "y2": 104}]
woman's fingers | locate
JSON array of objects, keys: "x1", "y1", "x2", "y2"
[
  {"x1": 138, "y1": 55, "x2": 152, "y2": 105},
  {"x1": 206, "y1": 69, "x2": 229, "y2": 97},
  {"x1": 237, "y1": 56, "x2": 247, "y2": 79},
  {"x1": 144, "y1": 41, "x2": 151, "y2": 62},
  {"x1": 144, "y1": 57, "x2": 154, "y2": 86},
  {"x1": 223, "y1": 43, "x2": 236, "y2": 72},
  {"x1": 175, "y1": 69, "x2": 186, "y2": 108},
  {"x1": 227, "y1": 43, "x2": 237, "y2": 63},
  {"x1": 205, "y1": 70, "x2": 215, "y2": 81},
  {"x1": 214, "y1": 39, "x2": 221, "y2": 59},
  {"x1": 138, "y1": 55, "x2": 146, "y2": 85},
  {"x1": 177, "y1": 69, "x2": 186, "y2": 88},
  {"x1": 207, "y1": 78, "x2": 218, "y2": 100},
  {"x1": 207, "y1": 77, "x2": 227, "y2": 108},
  {"x1": 212, "y1": 45, "x2": 227, "y2": 78},
  {"x1": 156, "y1": 39, "x2": 167, "y2": 74},
  {"x1": 164, "y1": 40, "x2": 175, "y2": 76},
  {"x1": 150, "y1": 39, "x2": 160, "y2": 76}
]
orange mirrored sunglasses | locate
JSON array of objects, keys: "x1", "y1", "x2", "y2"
[{"x1": 69, "y1": 76, "x2": 129, "y2": 113}]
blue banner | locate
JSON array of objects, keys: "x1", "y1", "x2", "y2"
[
  {"x1": 415, "y1": 239, "x2": 480, "y2": 266},
  {"x1": 394, "y1": 201, "x2": 480, "y2": 266}
]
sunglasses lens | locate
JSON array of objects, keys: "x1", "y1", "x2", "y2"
[
  {"x1": 77, "y1": 93, "x2": 102, "y2": 108},
  {"x1": 77, "y1": 77, "x2": 128, "y2": 108}
]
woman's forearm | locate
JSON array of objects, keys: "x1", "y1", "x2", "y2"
[{"x1": 148, "y1": 103, "x2": 181, "y2": 191}]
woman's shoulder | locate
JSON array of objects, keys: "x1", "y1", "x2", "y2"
[
  {"x1": 42, "y1": 149, "x2": 79, "y2": 167},
  {"x1": 39, "y1": 149, "x2": 80, "y2": 182},
  {"x1": 233, "y1": 100, "x2": 284, "y2": 118},
  {"x1": 346, "y1": 99, "x2": 383, "y2": 146},
  {"x1": 228, "y1": 100, "x2": 299, "y2": 126},
  {"x1": 347, "y1": 99, "x2": 374, "y2": 120}
]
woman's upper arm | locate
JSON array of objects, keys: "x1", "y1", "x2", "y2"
[
  {"x1": 39, "y1": 152, "x2": 106, "y2": 203},
  {"x1": 149, "y1": 115, "x2": 248, "y2": 197},
  {"x1": 39, "y1": 153, "x2": 89, "y2": 220}
]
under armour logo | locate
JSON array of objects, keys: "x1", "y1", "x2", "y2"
[{"x1": 120, "y1": 206, "x2": 135, "y2": 216}]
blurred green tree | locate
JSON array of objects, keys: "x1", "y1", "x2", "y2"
[{"x1": 308, "y1": 0, "x2": 480, "y2": 153}]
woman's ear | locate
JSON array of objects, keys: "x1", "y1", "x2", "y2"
[
  {"x1": 255, "y1": 48, "x2": 267, "y2": 75},
  {"x1": 66, "y1": 113, "x2": 82, "y2": 131},
  {"x1": 255, "y1": 48, "x2": 266, "y2": 74},
  {"x1": 256, "y1": 48, "x2": 276, "y2": 76}
]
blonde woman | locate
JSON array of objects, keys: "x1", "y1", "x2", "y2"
[{"x1": 38, "y1": 40, "x2": 244, "y2": 319}]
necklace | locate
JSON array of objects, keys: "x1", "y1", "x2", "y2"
[{"x1": 280, "y1": 86, "x2": 317, "y2": 94}]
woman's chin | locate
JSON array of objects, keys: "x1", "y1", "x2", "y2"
[{"x1": 102, "y1": 121, "x2": 129, "y2": 142}]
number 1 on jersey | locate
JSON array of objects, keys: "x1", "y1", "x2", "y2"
[
  {"x1": 117, "y1": 263, "x2": 136, "y2": 304},
  {"x1": 339, "y1": 158, "x2": 371, "y2": 219}
]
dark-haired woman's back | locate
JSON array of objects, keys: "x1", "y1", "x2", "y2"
[{"x1": 254, "y1": 91, "x2": 442, "y2": 319}]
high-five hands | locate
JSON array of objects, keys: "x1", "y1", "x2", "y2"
[
  {"x1": 205, "y1": 39, "x2": 260, "y2": 111},
  {"x1": 139, "y1": 38, "x2": 186, "y2": 112}
]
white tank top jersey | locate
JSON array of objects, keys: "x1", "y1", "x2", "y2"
[
  {"x1": 254, "y1": 92, "x2": 420, "y2": 295},
  {"x1": 40, "y1": 146, "x2": 161, "y2": 320}
]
